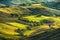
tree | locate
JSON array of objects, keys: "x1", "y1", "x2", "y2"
[{"x1": 40, "y1": 19, "x2": 55, "y2": 29}]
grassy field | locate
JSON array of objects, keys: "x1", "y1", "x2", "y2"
[{"x1": 0, "y1": 4, "x2": 60, "y2": 40}]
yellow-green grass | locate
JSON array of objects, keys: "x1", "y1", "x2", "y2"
[{"x1": 0, "y1": 4, "x2": 60, "y2": 39}]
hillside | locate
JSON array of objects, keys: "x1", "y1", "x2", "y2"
[
  {"x1": 28, "y1": 28, "x2": 60, "y2": 40},
  {"x1": 0, "y1": 4, "x2": 60, "y2": 40}
]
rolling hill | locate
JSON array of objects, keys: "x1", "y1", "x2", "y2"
[{"x1": 0, "y1": 3, "x2": 60, "y2": 40}]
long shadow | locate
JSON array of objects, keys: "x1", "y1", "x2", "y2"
[{"x1": 28, "y1": 28, "x2": 60, "y2": 40}]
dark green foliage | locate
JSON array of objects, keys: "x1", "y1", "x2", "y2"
[
  {"x1": 16, "y1": 28, "x2": 24, "y2": 36},
  {"x1": 8, "y1": 14, "x2": 20, "y2": 18},
  {"x1": 20, "y1": 3, "x2": 31, "y2": 6},
  {"x1": 40, "y1": 19, "x2": 54, "y2": 24},
  {"x1": 27, "y1": 26, "x2": 32, "y2": 30}
]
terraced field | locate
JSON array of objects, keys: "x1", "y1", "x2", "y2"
[{"x1": 0, "y1": 4, "x2": 60, "y2": 40}]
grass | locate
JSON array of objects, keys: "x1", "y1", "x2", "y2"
[{"x1": 0, "y1": 4, "x2": 60, "y2": 40}]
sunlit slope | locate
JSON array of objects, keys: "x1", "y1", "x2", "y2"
[
  {"x1": 22, "y1": 4, "x2": 60, "y2": 17},
  {"x1": 21, "y1": 15, "x2": 60, "y2": 36},
  {"x1": 0, "y1": 6, "x2": 30, "y2": 39},
  {"x1": 0, "y1": 6, "x2": 29, "y2": 14},
  {"x1": 1, "y1": 16, "x2": 60, "y2": 38},
  {"x1": 0, "y1": 23, "x2": 19, "y2": 39},
  {"x1": 0, "y1": 6, "x2": 30, "y2": 23},
  {"x1": 0, "y1": 4, "x2": 59, "y2": 15},
  {"x1": 0, "y1": 4, "x2": 60, "y2": 40},
  {"x1": 0, "y1": 22, "x2": 28, "y2": 39}
]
